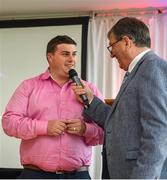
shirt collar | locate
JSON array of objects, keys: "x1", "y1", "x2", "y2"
[
  {"x1": 40, "y1": 69, "x2": 50, "y2": 80},
  {"x1": 128, "y1": 49, "x2": 151, "y2": 73},
  {"x1": 40, "y1": 68, "x2": 73, "y2": 84}
]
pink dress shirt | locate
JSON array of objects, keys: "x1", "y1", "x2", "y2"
[{"x1": 2, "y1": 69, "x2": 104, "y2": 172}]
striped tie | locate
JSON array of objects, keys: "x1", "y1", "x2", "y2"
[{"x1": 122, "y1": 71, "x2": 130, "y2": 84}]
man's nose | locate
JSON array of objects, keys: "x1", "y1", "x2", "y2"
[
  {"x1": 110, "y1": 52, "x2": 114, "y2": 58},
  {"x1": 68, "y1": 54, "x2": 75, "y2": 61}
]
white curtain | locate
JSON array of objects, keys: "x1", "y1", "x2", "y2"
[{"x1": 88, "y1": 11, "x2": 167, "y2": 179}]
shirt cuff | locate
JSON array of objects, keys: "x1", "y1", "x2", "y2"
[
  {"x1": 83, "y1": 122, "x2": 93, "y2": 137},
  {"x1": 36, "y1": 120, "x2": 48, "y2": 135}
]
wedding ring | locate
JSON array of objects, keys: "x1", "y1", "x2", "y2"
[{"x1": 74, "y1": 127, "x2": 76, "y2": 131}]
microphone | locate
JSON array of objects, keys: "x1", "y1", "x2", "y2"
[{"x1": 69, "y1": 69, "x2": 89, "y2": 108}]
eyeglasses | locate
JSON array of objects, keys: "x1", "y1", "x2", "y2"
[{"x1": 107, "y1": 38, "x2": 122, "y2": 54}]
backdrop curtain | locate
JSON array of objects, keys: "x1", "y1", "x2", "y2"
[{"x1": 88, "y1": 11, "x2": 167, "y2": 179}]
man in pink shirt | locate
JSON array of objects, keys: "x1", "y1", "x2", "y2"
[{"x1": 2, "y1": 35, "x2": 104, "y2": 179}]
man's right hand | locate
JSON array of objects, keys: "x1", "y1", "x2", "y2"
[
  {"x1": 47, "y1": 120, "x2": 67, "y2": 136},
  {"x1": 71, "y1": 82, "x2": 94, "y2": 105}
]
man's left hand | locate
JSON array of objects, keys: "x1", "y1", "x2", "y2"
[{"x1": 66, "y1": 119, "x2": 86, "y2": 136}]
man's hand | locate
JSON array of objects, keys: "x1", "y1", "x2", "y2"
[
  {"x1": 71, "y1": 82, "x2": 94, "y2": 104},
  {"x1": 47, "y1": 120, "x2": 67, "y2": 136},
  {"x1": 66, "y1": 119, "x2": 86, "y2": 136}
]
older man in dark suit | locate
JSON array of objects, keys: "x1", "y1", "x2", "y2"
[{"x1": 72, "y1": 17, "x2": 167, "y2": 179}]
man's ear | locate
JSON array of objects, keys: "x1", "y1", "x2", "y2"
[
  {"x1": 123, "y1": 36, "x2": 132, "y2": 48},
  {"x1": 47, "y1": 53, "x2": 52, "y2": 63}
]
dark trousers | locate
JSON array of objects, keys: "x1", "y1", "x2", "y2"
[
  {"x1": 102, "y1": 146, "x2": 110, "y2": 179},
  {"x1": 17, "y1": 168, "x2": 91, "y2": 179}
]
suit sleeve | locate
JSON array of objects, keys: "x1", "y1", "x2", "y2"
[
  {"x1": 84, "y1": 96, "x2": 111, "y2": 129},
  {"x1": 82, "y1": 83, "x2": 109, "y2": 145},
  {"x1": 130, "y1": 60, "x2": 167, "y2": 178}
]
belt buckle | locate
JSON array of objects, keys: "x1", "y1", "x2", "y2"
[
  {"x1": 55, "y1": 171, "x2": 64, "y2": 174},
  {"x1": 55, "y1": 170, "x2": 75, "y2": 174}
]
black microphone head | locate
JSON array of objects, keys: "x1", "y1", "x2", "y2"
[{"x1": 69, "y1": 69, "x2": 78, "y2": 78}]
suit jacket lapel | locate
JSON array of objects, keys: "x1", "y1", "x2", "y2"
[{"x1": 108, "y1": 53, "x2": 149, "y2": 117}]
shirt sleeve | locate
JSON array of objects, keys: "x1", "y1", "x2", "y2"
[
  {"x1": 82, "y1": 82, "x2": 104, "y2": 145},
  {"x1": 2, "y1": 80, "x2": 48, "y2": 140}
]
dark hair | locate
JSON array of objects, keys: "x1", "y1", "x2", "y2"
[
  {"x1": 46, "y1": 35, "x2": 77, "y2": 54},
  {"x1": 108, "y1": 17, "x2": 151, "y2": 48}
]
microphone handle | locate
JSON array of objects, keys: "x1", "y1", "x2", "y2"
[
  {"x1": 72, "y1": 76, "x2": 82, "y2": 86},
  {"x1": 72, "y1": 76, "x2": 89, "y2": 108}
]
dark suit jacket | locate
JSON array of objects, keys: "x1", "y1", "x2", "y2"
[{"x1": 84, "y1": 51, "x2": 167, "y2": 179}]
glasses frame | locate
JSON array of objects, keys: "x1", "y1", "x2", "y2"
[{"x1": 107, "y1": 38, "x2": 123, "y2": 54}]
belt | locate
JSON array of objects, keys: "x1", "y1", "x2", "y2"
[{"x1": 23, "y1": 164, "x2": 88, "y2": 174}]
